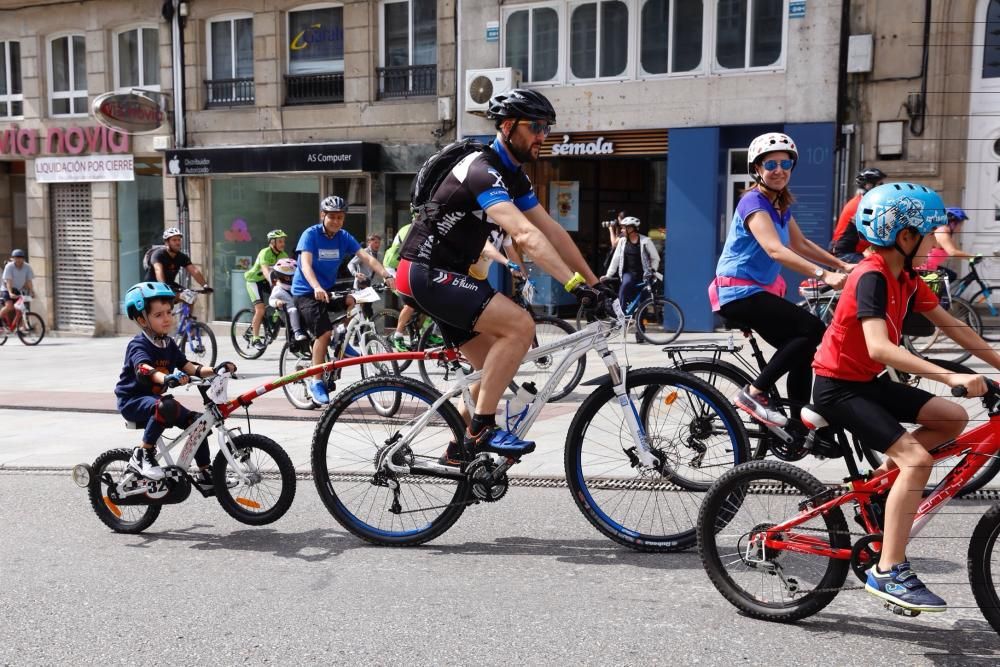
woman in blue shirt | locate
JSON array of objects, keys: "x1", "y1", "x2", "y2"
[{"x1": 713, "y1": 132, "x2": 853, "y2": 425}]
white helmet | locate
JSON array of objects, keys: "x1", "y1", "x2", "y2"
[
  {"x1": 162, "y1": 227, "x2": 183, "y2": 240},
  {"x1": 747, "y1": 132, "x2": 798, "y2": 177},
  {"x1": 620, "y1": 216, "x2": 640, "y2": 227}
]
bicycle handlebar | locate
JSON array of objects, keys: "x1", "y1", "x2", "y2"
[{"x1": 951, "y1": 377, "x2": 1000, "y2": 397}]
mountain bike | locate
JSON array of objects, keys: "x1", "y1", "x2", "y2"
[
  {"x1": 696, "y1": 380, "x2": 1000, "y2": 634},
  {"x1": 664, "y1": 320, "x2": 1000, "y2": 496},
  {"x1": 416, "y1": 278, "x2": 586, "y2": 401},
  {"x1": 279, "y1": 286, "x2": 399, "y2": 413},
  {"x1": 939, "y1": 254, "x2": 1000, "y2": 343},
  {"x1": 0, "y1": 294, "x2": 45, "y2": 346},
  {"x1": 305, "y1": 308, "x2": 750, "y2": 550},
  {"x1": 575, "y1": 273, "x2": 684, "y2": 344},
  {"x1": 71, "y1": 368, "x2": 296, "y2": 534},
  {"x1": 231, "y1": 304, "x2": 283, "y2": 359},
  {"x1": 173, "y1": 288, "x2": 217, "y2": 367}
]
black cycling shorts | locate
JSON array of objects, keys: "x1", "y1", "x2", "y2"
[
  {"x1": 395, "y1": 259, "x2": 496, "y2": 347},
  {"x1": 293, "y1": 294, "x2": 348, "y2": 337},
  {"x1": 812, "y1": 374, "x2": 936, "y2": 453}
]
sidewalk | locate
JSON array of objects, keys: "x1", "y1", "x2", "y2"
[{"x1": 0, "y1": 327, "x2": 992, "y2": 486}]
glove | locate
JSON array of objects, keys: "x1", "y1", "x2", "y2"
[
  {"x1": 215, "y1": 361, "x2": 238, "y2": 377},
  {"x1": 572, "y1": 284, "x2": 613, "y2": 321},
  {"x1": 163, "y1": 371, "x2": 188, "y2": 388},
  {"x1": 594, "y1": 280, "x2": 617, "y2": 302}
]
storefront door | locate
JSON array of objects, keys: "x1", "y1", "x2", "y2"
[{"x1": 51, "y1": 183, "x2": 94, "y2": 329}]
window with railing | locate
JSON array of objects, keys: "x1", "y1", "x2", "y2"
[
  {"x1": 378, "y1": 0, "x2": 437, "y2": 99},
  {"x1": 114, "y1": 26, "x2": 160, "y2": 91},
  {"x1": 286, "y1": 4, "x2": 345, "y2": 105},
  {"x1": 0, "y1": 41, "x2": 23, "y2": 119},
  {"x1": 206, "y1": 15, "x2": 254, "y2": 107},
  {"x1": 48, "y1": 34, "x2": 87, "y2": 117}
]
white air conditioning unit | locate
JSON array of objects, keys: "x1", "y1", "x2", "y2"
[{"x1": 465, "y1": 68, "x2": 522, "y2": 114}]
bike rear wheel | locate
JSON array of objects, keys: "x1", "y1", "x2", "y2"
[
  {"x1": 16, "y1": 312, "x2": 45, "y2": 345},
  {"x1": 698, "y1": 461, "x2": 851, "y2": 622},
  {"x1": 230, "y1": 308, "x2": 265, "y2": 359},
  {"x1": 635, "y1": 296, "x2": 684, "y2": 345},
  {"x1": 87, "y1": 448, "x2": 161, "y2": 533},
  {"x1": 178, "y1": 321, "x2": 218, "y2": 367},
  {"x1": 417, "y1": 322, "x2": 470, "y2": 393},
  {"x1": 213, "y1": 434, "x2": 296, "y2": 525},
  {"x1": 969, "y1": 503, "x2": 1000, "y2": 635},
  {"x1": 278, "y1": 341, "x2": 322, "y2": 410},
  {"x1": 565, "y1": 368, "x2": 750, "y2": 552},
  {"x1": 358, "y1": 332, "x2": 402, "y2": 417},
  {"x1": 311, "y1": 376, "x2": 471, "y2": 546},
  {"x1": 971, "y1": 285, "x2": 1000, "y2": 342}
]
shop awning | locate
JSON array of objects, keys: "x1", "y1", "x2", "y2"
[{"x1": 164, "y1": 141, "x2": 380, "y2": 176}]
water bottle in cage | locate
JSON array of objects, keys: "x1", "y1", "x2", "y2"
[{"x1": 505, "y1": 382, "x2": 538, "y2": 430}]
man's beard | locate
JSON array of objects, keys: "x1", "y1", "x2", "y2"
[{"x1": 510, "y1": 141, "x2": 538, "y2": 163}]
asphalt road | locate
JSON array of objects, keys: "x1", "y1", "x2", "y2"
[{"x1": 2, "y1": 472, "x2": 999, "y2": 665}]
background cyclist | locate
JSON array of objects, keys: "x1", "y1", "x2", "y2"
[
  {"x1": 811, "y1": 183, "x2": 1000, "y2": 613},
  {"x1": 145, "y1": 227, "x2": 212, "y2": 293},
  {"x1": 830, "y1": 167, "x2": 886, "y2": 263},
  {"x1": 603, "y1": 216, "x2": 659, "y2": 307},
  {"x1": 396, "y1": 88, "x2": 610, "y2": 463},
  {"x1": 921, "y1": 206, "x2": 976, "y2": 282},
  {"x1": 244, "y1": 229, "x2": 288, "y2": 350},
  {"x1": 291, "y1": 195, "x2": 395, "y2": 405},
  {"x1": 1, "y1": 249, "x2": 33, "y2": 327},
  {"x1": 712, "y1": 131, "x2": 853, "y2": 426}
]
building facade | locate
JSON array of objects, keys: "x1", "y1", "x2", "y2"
[
  {"x1": 0, "y1": 0, "x2": 456, "y2": 334},
  {"x1": 459, "y1": 0, "x2": 843, "y2": 330}
]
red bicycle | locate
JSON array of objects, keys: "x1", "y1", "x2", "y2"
[
  {"x1": 697, "y1": 380, "x2": 1000, "y2": 634},
  {"x1": 0, "y1": 294, "x2": 45, "y2": 346}
]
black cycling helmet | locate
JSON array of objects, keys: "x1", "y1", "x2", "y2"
[
  {"x1": 486, "y1": 89, "x2": 557, "y2": 127},
  {"x1": 855, "y1": 167, "x2": 887, "y2": 189}
]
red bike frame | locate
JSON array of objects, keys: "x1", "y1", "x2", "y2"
[
  {"x1": 0, "y1": 294, "x2": 27, "y2": 332},
  {"x1": 752, "y1": 412, "x2": 1000, "y2": 561}
]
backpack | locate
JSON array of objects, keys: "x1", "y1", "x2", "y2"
[
  {"x1": 410, "y1": 139, "x2": 509, "y2": 217},
  {"x1": 142, "y1": 245, "x2": 166, "y2": 272}
]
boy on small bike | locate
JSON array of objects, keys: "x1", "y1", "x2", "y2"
[
  {"x1": 811, "y1": 183, "x2": 1000, "y2": 614},
  {"x1": 268, "y1": 258, "x2": 307, "y2": 343},
  {"x1": 115, "y1": 282, "x2": 237, "y2": 488}
]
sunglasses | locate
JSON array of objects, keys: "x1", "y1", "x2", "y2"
[
  {"x1": 525, "y1": 120, "x2": 552, "y2": 137},
  {"x1": 762, "y1": 159, "x2": 794, "y2": 172}
]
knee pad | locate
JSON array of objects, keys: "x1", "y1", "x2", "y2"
[{"x1": 154, "y1": 395, "x2": 184, "y2": 427}]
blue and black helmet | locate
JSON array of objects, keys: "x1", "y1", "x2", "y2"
[
  {"x1": 124, "y1": 282, "x2": 175, "y2": 320},
  {"x1": 855, "y1": 182, "x2": 947, "y2": 247}
]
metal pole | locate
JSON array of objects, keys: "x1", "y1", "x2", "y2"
[{"x1": 170, "y1": 0, "x2": 190, "y2": 257}]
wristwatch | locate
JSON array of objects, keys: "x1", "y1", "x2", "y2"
[{"x1": 813, "y1": 267, "x2": 824, "y2": 279}]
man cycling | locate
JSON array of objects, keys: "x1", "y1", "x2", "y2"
[
  {"x1": 830, "y1": 167, "x2": 886, "y2": 263},
  {"x1": 145, "y1": 227, "x2": 212, "y2": 293},
  {"x1": 292, "y1": 195, "x2": 395, "y2": 404},
  {"x1": 396, "y1": 88, "x2": 609, "y2": 464},
  {"x1": 244, "y1": 229, "x2": 289, "y2": 349},
  {"x1": 1, "y1": 249, "x2": 33, "y2": 326}
]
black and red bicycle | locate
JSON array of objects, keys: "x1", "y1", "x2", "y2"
[{"x1": 696, "y1": 379, "x2": 1000, "y2": 634}]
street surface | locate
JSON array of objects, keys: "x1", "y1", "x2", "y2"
[{"x1": 1, "y1": 329, "x2": 999, "y2": 663}]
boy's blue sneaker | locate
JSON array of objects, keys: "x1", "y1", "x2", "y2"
[
  {"x1": 865, "y1": 561, "x2": 947, "y2": 612},
  {"x1": 343, "y1": 343, "x2": 360, "y2": 358},
  {"x1": 465, "y1": 426, "x2": 536, "y2": 457},
  {"x1": 311, "y1": 381, "x2": 330, "y2": 405}
]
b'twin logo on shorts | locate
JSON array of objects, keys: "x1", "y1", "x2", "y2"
[
  {"x1": 432, "y1": 271, "x2": 452, "y2": 284},
  {"x1": 432, "y1": 271, "x2": 478, "y2": 291}
]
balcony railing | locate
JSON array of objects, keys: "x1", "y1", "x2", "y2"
[
  {"x1": 284, "y1": 72, "x2": 344, "y2": 105},
  {"x1": 205, "y1": 78, "x2": 255, "y2": 108},
  {"x1": 376, "y1": 64, "x2": 437, "y2": 100}
]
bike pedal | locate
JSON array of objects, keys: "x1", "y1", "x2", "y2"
[
  {"x1": 797, "y1": 487, "x2": 837, "y2": 512},
  {"x1": 882, "y1": 600, "x2": 920, "y2": 618}
]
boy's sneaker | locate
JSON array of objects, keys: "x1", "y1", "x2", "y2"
[
  {"x1": 464, "y1": 426, "x2": 536, "y2": 458},
  {"x1": 293, "y1": 330, "x2": 309, "y2": 342},
  {"x1": 865, "y1": 561, "x2": 947, "y2": 612},
  {"x1": 194, "y1": 469, "x2": 215, "y2": 496},
  {"x1": 735, "y1": 386, "x2": 788, "y2": 427},
  {"x1": 390, "y1": 332, "x2": 410, "y2": 352},
  {"x1": 128, "y1": 446, "x2": 165, "y2": 480},
  {"x1": 251, "y1": 337, "x2": 266, "y2": 350},
  {"x1": 311, "y1": 380, "x2": 330, "y2": 405},
  {"x1": 343, "y1": 343, "x2": 360, "y2": 358}
]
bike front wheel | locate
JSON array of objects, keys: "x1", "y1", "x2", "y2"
[
  {"x1": 213, "y1": 434, "x2": 296, "y2": 525},
  {"x1": 371, "y1": 308, "x2": 413, "y2": 372},
  {"x1": 634, "y1": 297, "x2": 684, "y2": 345},
  {"x1": 565, "y1": 368, "x2": 750, "y2": 552},
  {"x1": 178, "y1": 321, "x2": 218, "y2": 367},
  {"x1": 969, "y1": 503, "x2": 1000, "y2": 635},
  {"x1": 698, "y1": 461, "x2": 851, "y2": 623},
  {"x1": 970, "y1": 286, "x2": 1000, "y2": 342},
  {"x1": 311, "y1": 375, "x2": 471, "y2": 546},
  {"x1": 87, "y1": 448, "x2": 161, "y2": 533},
  {"x1": 902, "y1": 297, "x2": 980, "y2": 363},
  {"x1": 278, "y1": 341, "x2": 320, "y2": 410},
  {"x1": 230, "y1": 308, "x2": 265, "y2": 359},
  {"x1": 16, "y1": 312, "x2": 45, "y2": 345},
  {"x1": 358, "y1": 331, "x2": 402, "y2": 417}
]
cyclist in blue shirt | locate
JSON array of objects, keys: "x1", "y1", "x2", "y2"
[{"x1": 292, "y1": 195, "x2": 394, "y2": 404}]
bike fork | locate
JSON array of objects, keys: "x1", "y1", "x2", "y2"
[{"x1": 601, "y1": 349, "x2": 659, "y2": 468}]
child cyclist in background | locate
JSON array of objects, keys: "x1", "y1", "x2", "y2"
[
  {"x1": 114, "y1": 282, "x2": 237, "y2": 490},
  {"x1": 811, "y1": 183, "x2": 1000, "y2": 613},
  {"x1": 269, "y1": 258, "x2": 308, "y2": 343}
]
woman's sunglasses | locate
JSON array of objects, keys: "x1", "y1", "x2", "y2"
[
  {"x1": 525, "y1": 121, "x2": 553, "y2": 137},
  {"x1": 762, "y1": 159, "x2": 794, "y2": 172}
]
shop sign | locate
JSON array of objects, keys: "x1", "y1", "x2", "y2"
[
  {"x1": 34, "y1": 154, "x2": 135, "y2": 183},
  {"x1": 92, "y1": 92, "x2": 165, "y2": 134},
  {"x1": 165, "y1": 142, "x2": 379, "y2": 176},
  {"x1": 0, "y1": 125, "x2": 130, "y2": 158},
  {"x1": 551, "y1": 135, "x2": 615, "y2": 156}
]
